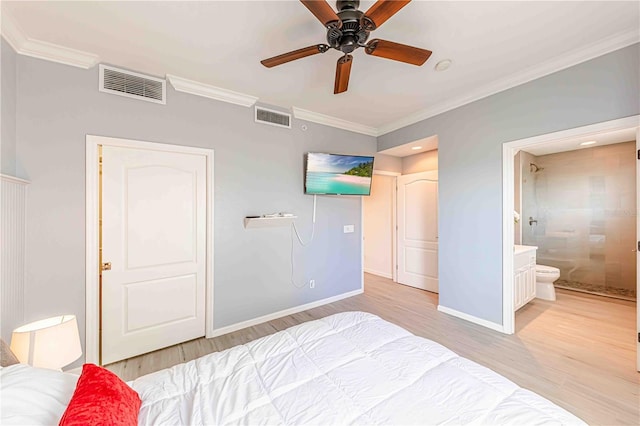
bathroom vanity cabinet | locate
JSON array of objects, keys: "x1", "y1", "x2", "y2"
[{"x1": 514, "y1": 246, "x2": 537, "y2": 310}]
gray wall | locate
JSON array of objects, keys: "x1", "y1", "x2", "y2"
[
  {"x1": 402, "y1": 149, "x2": 438, "y2": 174},
  {"x1": 1, "y1": 39, "x2": 17, "y2": 175},
  {"x1": 12, "y1": 49, "x2": 376, "y2": 362},
  {"x1": 379, "y1": 44, "x2": 640, "y2": 325}
]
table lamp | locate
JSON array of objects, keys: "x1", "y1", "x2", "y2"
[{"x1": 10, "y1": 315, "x2": 82, "y2": 370}]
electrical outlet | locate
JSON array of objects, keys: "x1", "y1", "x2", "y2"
[
  {"x1": 343, "y1": 225, "x2": 354, "y2": 233},
  {"x1": 309, "y1": 279, "x2": 315, "y2": 289}
]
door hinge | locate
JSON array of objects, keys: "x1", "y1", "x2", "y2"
[
  {"x1": 637, "y1": 149, "x2": 639, "y2": 160},
  {"x1": 101, "y1": 262, "x2": 112, "y2": 271},
  {"x1": 638, "y1": 332, "x2": 640, "y2": 343},
  {"x1": 637, "y1": 241, "x2": 640, "y2": 251}
]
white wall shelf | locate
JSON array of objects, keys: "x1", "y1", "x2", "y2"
[{"x1": 244, "y1": 216, "x2": 297, "y2": 229}]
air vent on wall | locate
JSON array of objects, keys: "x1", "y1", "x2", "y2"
[
  {"x1": 255, "y1": 106, "x2": 291, "y2": 129},
  {"x1": 99, "y1": 65, "x2": 166, "y2": 105}
]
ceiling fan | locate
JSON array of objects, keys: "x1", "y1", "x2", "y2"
[{"x1": 260, "y1": 0, "x2": 432, "y2": 94}]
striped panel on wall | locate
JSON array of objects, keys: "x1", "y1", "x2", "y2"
[{"x1": 1, "y1": 175, "x2": 29, "y2": 341}]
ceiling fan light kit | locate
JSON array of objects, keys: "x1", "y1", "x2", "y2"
[{"x1": 261, "y1": 0, "x2": 432, "y2": 94}]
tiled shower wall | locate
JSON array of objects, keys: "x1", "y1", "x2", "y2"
[
  {"x1": 522, "y1": 141, "x2": 637, "y2": 293},
  {"x1": 518, "y1": 151, "x2": 538, "y2": 245}
]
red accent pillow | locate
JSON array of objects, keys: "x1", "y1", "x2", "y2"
[{"x1": 59, "y1": 363, "x2": 141, "y2": 426}]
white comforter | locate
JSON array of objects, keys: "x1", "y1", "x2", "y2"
[{"x1": 131, "y1": 312, "x2": 584, "y2": 425}]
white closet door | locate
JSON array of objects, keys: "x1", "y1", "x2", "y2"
[
  {"x1": 397, "y1": 171, "x2": 438, "y2": 292},
  {"x1": 101, "y1": 146, "x2": 207, "y2": 364},
  {"x1": 364, "y1": 174, "x2": 396, "y2": 279}
]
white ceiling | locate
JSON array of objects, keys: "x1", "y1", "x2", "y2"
[
  {"x1": 523, "y1": 127, "x2": 637, "y2": 156},
  {"x1": 379, "y1": 135, "x2": 438, "y2": 157},
  {"x1": 3, "y1": 1, "x2": 639, "y2": 133}
]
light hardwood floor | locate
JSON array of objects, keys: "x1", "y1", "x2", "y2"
[{"x1": 106, "y1": 273, "x2": 639, "y2": 425}]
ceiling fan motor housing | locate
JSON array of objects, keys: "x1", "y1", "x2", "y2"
[
  {"x1": 327, "y1": 0, "x2": 370, "y2": 54},
  {"x1": 336, "y1": 0, "x2": 359, "y2": 10}
]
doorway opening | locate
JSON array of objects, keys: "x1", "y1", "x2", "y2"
[
  {"x1": 85, "y1": 135, "x2": 214, "y2": 365},
  {"x1": 516, "y1": 130, "x2": 637, "y2": 302},
  {"x1": 502, "y1": 115, "x2": 639, "y2": 371},
  {"x1": 364, "y1": 135, "x2": 439, "y2": 293}
]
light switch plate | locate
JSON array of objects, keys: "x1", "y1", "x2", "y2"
[{"x1": 343, "y1": 225, "x2": 354, "y2": 233}]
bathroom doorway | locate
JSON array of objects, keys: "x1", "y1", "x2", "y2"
[
  {"x1": 516, "y1": 138, "x2": 638, "y2": 301},
  {"x1": 502, "y1": 116, "x2": 640, "y2": 371}
]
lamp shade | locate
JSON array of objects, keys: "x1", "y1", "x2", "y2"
[{"x1": 10, "y1": 315, "x2": 82, "y2": 370}]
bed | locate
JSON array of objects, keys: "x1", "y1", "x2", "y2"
[{"x1": 2, "y1": 311, "x2": 585, "y2": 425}]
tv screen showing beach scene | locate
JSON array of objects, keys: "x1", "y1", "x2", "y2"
[{"x1": 305, "y1": 153, "x2": 375, "y2": 195}]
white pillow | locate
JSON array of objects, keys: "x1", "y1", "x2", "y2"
[{"x1": 1, "y1": 364, "x2": 78, "y2": 425}]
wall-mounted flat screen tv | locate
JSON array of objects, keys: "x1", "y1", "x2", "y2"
[{"x1": 305, "y1": 152, "x2": 375, "y2": 195}]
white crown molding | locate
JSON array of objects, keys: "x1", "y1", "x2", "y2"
[
  {"x1": 377, "y1": 28, "x2": 640, "y2": 136},
  {"x1": 18, "y1": 39, "x2": 100, "y2": 69},
  {"x1": 0, "y1": 174, "x2": 30, "y2": 185},
  {"x1": 167, "y1": 74, "x2": 258, "y2": 107},
  {"x1": 1, "y1": 10, "x2": 99, "y2": 69},
  {"x1": 1, "y1": 8, "x2": 28, "y2": 52},
  {"x1": 292, "y1": 107, "x2": 378, "y2": 137}
]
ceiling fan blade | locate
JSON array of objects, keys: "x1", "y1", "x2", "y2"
[
  {"x1": 261, "y1": 44, "x2": 329, "y2": 68},
  {"x1": 363, "y1": 0, "x2": 411, "y2": 30},
  {"x1": 300, "y1": 0, "x2": 341, "y2": 28},
  {"x1": 334, "y1": 55, "x2": 353, "y2": 94},
  {"x1": 365, "y1": 39, "x2": 432, "y2": 66}
]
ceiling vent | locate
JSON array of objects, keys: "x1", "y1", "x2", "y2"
[
  {"x1": 99, "y1": 65, "x2": 166, "y2": 105},
  {"x1": 255, "y1": 106, "x2": 291, "y2": 129}
]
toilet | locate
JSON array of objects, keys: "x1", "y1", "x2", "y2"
[{"x1": 535, "y1": 265, "x2": 559, "y2": 301}]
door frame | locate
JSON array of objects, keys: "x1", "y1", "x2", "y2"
[
  {"x1": 85, "y1": 135, "x2": 214, "y2": 365},
  {"x1": 501, "y1": 115, "x2": 640, "y2": 335}
]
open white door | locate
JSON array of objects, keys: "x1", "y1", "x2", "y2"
[
  {"x1": 397, "y1": 171, "x2": 438, "y2": 292},
  {"x1": 101, "y1": 145, "x2": 207, "y2": 364}
]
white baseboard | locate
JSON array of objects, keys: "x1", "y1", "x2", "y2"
[
  {"x1": 364, "y1": 268, "x2": 393, "y2": 279},
  {"x1": 210, "y1": 289, "x2": 364, "y2": 338},
  {"x1": 437, "y1": 305, "x2": 505, "y2": 333}
]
